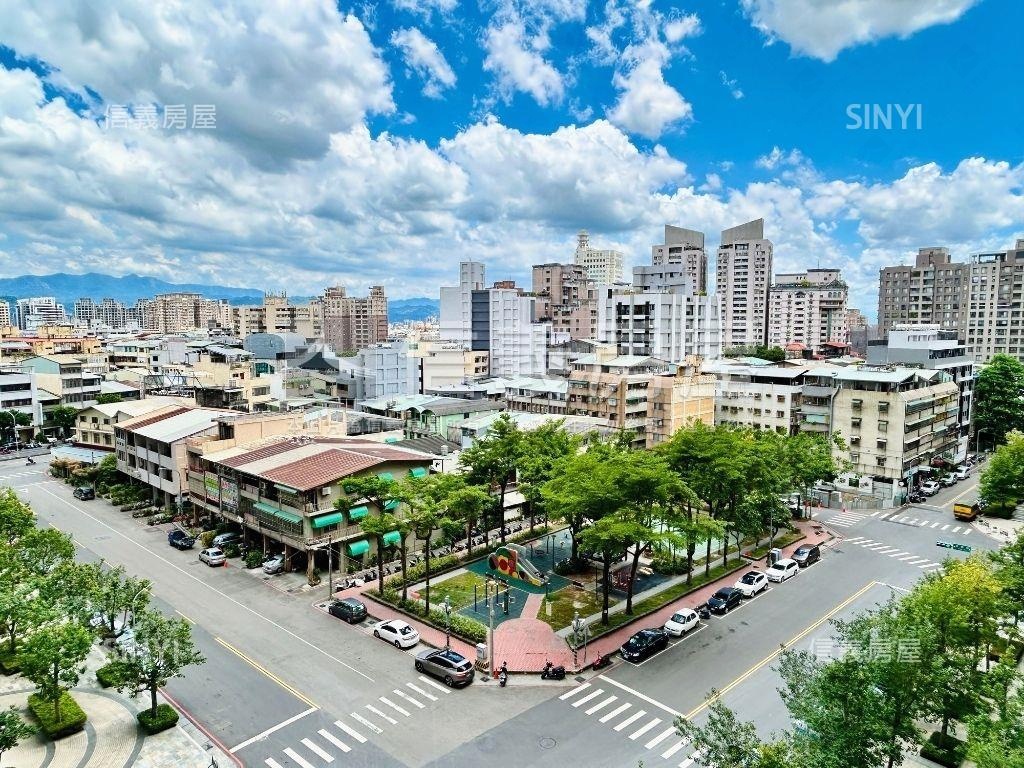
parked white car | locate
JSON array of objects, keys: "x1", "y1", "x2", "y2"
[
  {"x1": 953, "y1": 468, "x2": 970, "y2": 482},
  {"x1": 199, "y1": 547, "x2": 226, "y2": 567},
  {"x1": 373, "y1": 619, "x2": 421, "y2": 649},
  {"x1": 733, "y1": 570, "x2": 769, "y2": 597},
  {"x1": 262, "y1": 553, "x2": 285, "y2": 574},
  {"x1": 663, "y1": 608, "x2": 700, "y2": 637},
  {"x1": 920, "y1": 480, "x2": 941, "y2": 496},
  {"x1": 765, "y1": 558, "x2": 799, "y2": 583}
]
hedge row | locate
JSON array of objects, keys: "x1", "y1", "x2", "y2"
[
  {"x1": 28, "y1": 692, "x2": 87, "y2": 739},
  {"x1": 372, "y1": 587, "x2": 488, "y2": 644},
  {"x1": 919, "y1": 731, "x2": 966, "y2": 768}
]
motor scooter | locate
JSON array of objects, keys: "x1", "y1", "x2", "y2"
[
  {"x1": 592, "y1": 652, "x2": 611, "y2": 670},
  {"x1": 541, "y1": 661, "x2": 566, "y2": 680},
  {"x1": 498, "y1": 661, "x2": 508, "y2": 687}
]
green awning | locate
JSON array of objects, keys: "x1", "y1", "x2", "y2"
[
  {"x1": 348, "y1": 505, "x2": 369, "y2": 521},
  {"x1": 384, "y1": 499, "x2": 400, "y2": 511},
  {"x1": 254, "y1": 501, "x2": 302, "y2": 524},
  {"x1": 385, "y1": 437, "x2": 399, "y2": 444},
  {"x1": 382, "y1": 531, "x2": 402, "y2": 547},
  {"x1": 311, "y1": 512, "x2": 343, "y2": 529},
  {"x1": 273, "y1": 483, "x2": 298, "y2": 493},
  {"x1": 377, "y1": 472, "x2": 394, "y2": 482},
  {"x1": 409, "y1": 467, "x2": 428, "y2": 478},
  {"x1": 347, "y1": 540, "x2": 370, "y2": 557}
]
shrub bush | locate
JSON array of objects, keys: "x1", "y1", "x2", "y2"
[
  {"x1": 222, "y1": 544, "x2": 240, "y2": 558},
  {"x1": 0, "y1": 646, "x2": 21, "y2": 675},
  {"x1": 199, "y1": 531, "x2": 215, "y2": 549},
  {"x1": 985, "y1": 503, "x2": 1016, "y2": 520},
  {"x1": 137, "y1": 704, "x2": 179, "y2": 735},
  {"x1": 384, "y1": 554, "x2": 461, "y2": 587},
  {"x1": 28, "y1": 692, "x2": 87, "y2": 740},
  {"x1": 920, "y1": 731, "x2": 966, "y2": 768},
  {"x1": 427, "y1": 607, "x2": 487, "y2": 643},
  {"x1": 96, "y1": 661, "x2": 126, "y2": 688},
  {"x1": 650, "y1": 554, "x2": 690, "y2": 576},
  {"x1": 243, "y1": 550, "x2": 265, "y2": 569}
]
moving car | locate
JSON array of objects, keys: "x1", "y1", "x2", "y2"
[
  {"x1": 73, "y1": 487, "x2": 95, "y2": 500},
  {"x1": 262, "y1": 553, "x2": 285, "y2": 574},
  {"x1": 791, "y1": 544, "x2": 821, "y2": 568},
  {"x1": 765, "y1": 558, "x2": 799, "y2": 582},
  {"x1": 373, "y1": 619, "x2": 420, "y2": 648},
  {"x1": 167, "y1": 529, "x2": 196, "y2": 550},
  {"x1": 415, "y1": 649, "x2": 475, "y2": 687},
  {"x1": 734, "y1": 570, "x2": 768, "y2": 597},
  {"x1": 199, "y1": 547, "x2": 226, "y2": 567},
  {"x1": 327, "y1": 597, "x2": 367, "y2": 623},
  {"x1": 920, "y1": 480, "x2": 941, "y2": 496},
  {"x1": 663, "y1": 608, "x2": 699, "y2": 637},
  {"x1": 953, "y1": 502, "x2": 980, "y2": 522},
  {"x1": 620, "y1": 628, "x2": 669, "y2": 662},
  {"x1": 707, "y1": 587, "x2": 742, "y2": 614}
]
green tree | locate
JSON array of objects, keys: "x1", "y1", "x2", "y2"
[
  {"x1": 989, "y1": 527, "x2": 1024, "y2": 622},
  {"x1": 13, "y1": 527, "x2": 74, "y2": 577},
  {"x1": 979, "y1": 430, "x2": 1024, "y2": 509},
  {"x1": 975, "y1": 354, "x2": 1024, "y2": 447},
  {"x1": 341, "y1": 474, "x2": 403, "y2": 596},
  {"x1": 967, "y1": 685, "x2": 1024, "y2": 768},
  {"x1": 0, "y1": 488, "x2": 34, "y2": 545},
  {"x1": 0, "y1": 571, "x2": 47, "y2": 656},
  {"x1": 458, "y1": 413, "x2": 523, "y2": 544},
  {"x1": 48, "y1": 406, "x2": 79, "y2": 438},
  {"x1": 83, "y1": 563, "x2": 151, "y2": 637},
  {"x1": 518, "y1": 422, "x2": 583, "y2": 533},
  {"x1": 115, "y1": 610, "x2": 205, "y2": 719},
  {"x1": 676, "y1": 696, "x2": 795, "y2": 768},
  {"x1": 0, "y1": 410, "x2": 32, "y2": 443},
  {"x1": 18, "y1": 622, "x2": 92, "y2": 721},
  {"x1": 400, "y1": 473, "x2": 462, "y2": 614},
  {"x1": 93, "y1": 453, "x2": 120, "y2": 488},
  {"x1": 95, "y1": 393, "x2": 123, "y2": 404},
  {"x1": 0, "y1": 705, "x2": 36, "y2": 763},
  {"x1": 446, "y1": 483, "x2": 492, "y2": 560},
  {"x1": 578, "y1": 515, "x2": 647, "y2": 625}
]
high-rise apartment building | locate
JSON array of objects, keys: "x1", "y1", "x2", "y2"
[
  {"x1": 652, "y1": 225, "x2": 707, "y2": 294},
  {"x1": 966, "y1": 241, "x2": 1024, "y2": 361},
  {"x1": 574, "y1": 230, "x2": 624, "y2": 284},
  {"x1": 74, "y1": 297, "x2": 133, "y2": 329},
  {"x1": 233, "y1": 293, "x2": 323, "y2": 339},
  {"x1": 321, "y1": 286, "x2": 388, "y2": 353},
  {"x1": 439, "y1": 262, "x2": 485, "y2": 347},
  {"x1": 532, "y1": 263, "x2": 597, "y2": 340},
  {"x1": 877, "y1": 247, "x2": 969, "y2": 338},
  {"x1": 0, "y1": 301, "x2": 12, "y2": 328},
  {"x1": 715, "y1": 219, "x2": 772, "y2": 348},
  {"x1": 767, "y1": 269, "x2": 848, "y2": 353},
  {"x1": 139, "y1": 293, "x2": 228, "y2": 333},
  {"x1": 16, "y1": 297, "x2": 67, "y2": 330}
]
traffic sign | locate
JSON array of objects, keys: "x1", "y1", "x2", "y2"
[{"x1": 936, "y1": 541, "x2": 972, "y2": 552}]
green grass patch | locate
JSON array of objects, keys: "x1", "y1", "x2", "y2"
[
  {"x1": 137, "y1": 703, "x2": 179, "y2": 735},
  {"x1": 539, "y1": 586, "x2": 617, "y2": 632},
  {"x1": 28, "y1": 692, "x2": 87, "y2": 740},
  {"x1": 0, "y1": 646, "x2": 22, "y2": 675},
  {"x1": 96, "y1": 661, "x2": 126, "y2": 689},
  {"x1": 425, "y1": 571, "x2": 488, "y2": 610}
]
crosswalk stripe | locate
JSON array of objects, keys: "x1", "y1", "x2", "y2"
[
  {"x1": 366, "y1": 704, "x2": 397, "y2": 725},
  {"x1": 393, "y1": 689, "x2": 425, "y2": 708},
  {"x1": 349, "y1": 712, "x2": 383, "y2": 734},
  {"x1": 559, "y1": 683, "x2": 591, "y2": 701},
  {"x1": 680, "y1": 752, "x2": 702, "y2": 768},
  {"x1": 586, "y1": 695, "x2": 618, "y2": 715},
  {"x1": 613, "y1": 710, "x2": 647, "y2": 732},
  {"x1": 572, "y1": 689, "x2": 605, "y2": 708},
  {"x1": 897, "y1": 554, "x2": 918, "y2": 561},
  {"x1": 406, "y1": 682, "x2": 437, "y2": 701},
  {"x1": 845, "y1": 536, "x2": 866, "y2": 543},
  {"x1": 905, "y1": 518, "x2": 918, "y2": 525},
  {"x1": 662, "y1": 740, "x2": 689, "y2": 759},
  {"x1": 951, "y1": 526, "x2": 961, "y2": 534},
  {"x1": 870, "y1": 510, "x2": 882, "y2": 517},
  {"x1": 887, "y1": 550, "x2": 907, "y2": 557},
  {"x1": 856, "y1": 539, "x2": 874, "y2": 545},
  {"x1": 903, "y1": 557, "x2": 926, "y2": 565},
  {"x1": 318, "y1": 730, "x2": 351, "y2": 753},
  {"x1": 283, "y1": 748, "x2": 315, "y2": 768},
  {"x1": 629, "y1": 717, "x2": 662, "y2": 741},
  {"x1": 600, "y1": 703, "x2": 631, "y2": 723},
  {"x1": 889, "y1": 515, "x2": 903, "y2": 523},
  {"x1": 417, "y1": 675, "x2": 451, "y2": 694},
  {"x1": 645, "y1": 726, "x2": 677, "y2": 750},
  {"x1": 265, "y1": 760, "x2": 285, "y2": 768},
  {"x1": 379, "y1": 696, "x2": 411, "y2": 717},
  {"x1": 930, "y1": 521, "x2": 940, "y2": 528},
  {"x1": 302, "y1": 737, "x2": 335, "y2": 761},
  {"x1": 918, "y1": 561, "x2": 938, "y2": 569},
  {"x1": 963, "y1": 528, "x2": 970, "y2": 536},
  {"x1": 333, "y1": 720, "x2": 367, "y2": 744},
  {"x1": 942, "y1": 524, "x2": 950, "y2": 530}
]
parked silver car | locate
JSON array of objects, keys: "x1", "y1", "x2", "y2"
[
  {"x1": 199, "y1": 547, "x2": 226, "y2": 567},
  {"x1": 414, "y1": 649, "x2": 475, "y2": 687},
  {"x1": 262, "y1": 553, "x2": 285, "y2": 574}
]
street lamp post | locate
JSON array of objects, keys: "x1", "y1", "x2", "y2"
[
  {"x1": 443, "y1": 595, "x2": 452, "y2": 649},
  {"x1": 571, "y1": 611, "x2": 582, "y2": 672},
  {"x1": 127, "y1": 585, "x2": 150, "y2": 628},
  {"x1": 975, "y1": 428, "x2": 989, "y2": 457},
  {"x1": 486, "y1": 577, "x2": 496, "y2": 679}
]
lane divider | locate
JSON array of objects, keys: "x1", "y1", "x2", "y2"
[{"x1": 215, "y1": 636, "x2": 319, "y2": 710}]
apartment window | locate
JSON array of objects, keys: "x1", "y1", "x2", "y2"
[
  {"x1": 878, "y1": 420, "x2": 888, "y2": 433},
  {"x1": 876, "y1": 439, "x2": 887, "y2": 450},
  {"x1": 850, "y1": 436, "x2": 860, "y2": 446},
  {"x1": 851, "y1": 417, "x2": 861, "y2": 428},
  {"x1": 851, "y1": 398, "x2": 862, "y2": 410},
  {"x1": 876, "y1": 456, "x2": 887, "y2": 467},
  {"x1": 851, "y1": 452, "x2": 860, "y2": 463},
  {"x1": 878, "y1": 402, "x2": 889, "y2": 413}
]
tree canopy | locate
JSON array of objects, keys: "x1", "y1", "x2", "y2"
[{"x1": 974, "y1": 354, "x2": 1024, "y2": 447}]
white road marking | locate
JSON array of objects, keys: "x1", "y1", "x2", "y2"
[
  {"x1": 349, "y1": 712, "x2": 383, "y2": 734},
  {"x1": 942, "y1": 524, "x2": 950, "y2": 531},
  {"x1": 229, "y1": 707, "x2": 318, "y2": 752},
  {"x1": 629, "y1": 717, "x2": 662, "y2": 741},
  {"x1": 870, "y1": 510, "x2": 882, "y2": 517},
  {"x1": 613, "y1": 709, "x2": 647, "y2": 732},
  {"x1": 897, "y1": 554, "x2": 919, "y2": 561},
  {"x1": 904, "y1": 518, "x2": 919, "y2": 525},
  {"x1": 645, "y1": 726, "x2": 677, "y2": 750},
  {"x1": 379, "y1": 696, "x2": 411, "y2": 717},
  {"x1": 302, "y1": 738, "x2": 334, "y2": 761},
  {"x1": 603, "y1": 675, "x2": 683, "y2": 717},
  {"x1": 963, "y1": 528, "x2": 971, "y2": 536},
  {"x1": 417, "y1": 675, "x2": 451, "y2": 694},
  {"x1": 319, "y1": 730, "x2": 351, "y2": 753},
  {"x1": 333, "y1": 720, "x2": 367, "y2": 744},
  {"x1": 951, "y1": 526, "x2": 962, "y2": 534},
  {"x1": 599, "y1": 702, "x2": 631, "y2": 723},
  {"x1": 283, "y1": 748, "x2": 315, "y2": 768},
  {"x1": 903, "y1": 557, "x2": 927, "y2": 565},
  {"x1": 406, "y1": 682, "x2": 437, "y2": 702},
  {"x1": 845, "y1": 536, "x2": 866, "y2": 543},
  {"x1": 887, "y1": 550, "x2": 908, "y2": 558},
  {"x1": 930, "y1": 522, "x2": 940, "y2": 528},
  {"x1": 889, "y1": 515, "x2": 904, "y2": 523},
  {"x1": 559, "y1": 683, "x2": 591, "y2": 701},
  {"x1": 572, "y1": 689, "x2": 605, "y2": 708},
  {"x1": 366, "y1": 704, "x2": 397, "y2": 725},
  {"x1": 585, "y1": 695, "x2": 618, "y2": 715},
  {"x1": 392, "y1": 688, "x2": 425, "y2": 709},
  {"x1": 265, "y1": 760, "x2": 285, "y2": 768},
  {"x1": 918, "y1": 561, "x2": 939, "y2": 569},
  {"x1": 680, "y1": 752, "x2": 702, "y2": 768},
  {"x1": 662, "y1": 740, "x2": 689, "y2": 759}
]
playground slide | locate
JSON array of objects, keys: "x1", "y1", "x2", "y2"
[{"x1": 488, "y1": 542, "x2": 547, "y2": 586}]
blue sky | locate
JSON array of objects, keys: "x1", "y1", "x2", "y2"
[{"x1": 0, "y1": 0, "x2": 1021, "y2": 319}]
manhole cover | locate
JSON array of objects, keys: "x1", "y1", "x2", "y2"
[{"x1": 539, "y1": 737, "x2": 556, "y2": 750}]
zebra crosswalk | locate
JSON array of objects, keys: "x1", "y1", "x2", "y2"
[
  {"x1": 842, "y1": 536, "x2": 944, "y2": 571},
  {"x1": 260, "y1": 675, "x2": 451, "y2": 768},
  {"x1": 818, "y1": 509, "x2": 868, "y2": 528},
  {"x1": 559, "y1": 682, "x2": 700, "y2": 767},
  {"x1": 880, "y1": 512, "x2": 972, "y2": 535}
]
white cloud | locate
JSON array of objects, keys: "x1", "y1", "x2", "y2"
[
  {"x1": 740, "y1": 0, "x2": 981, "y2": 62},
  {"x1": 391, "y1": 0, "x2": 458, "y2": 18},
  {"x1": 664, "y1": 13, "x2": 702, "y2": 43},
  {"x1": 607, "y1": 41, "x2": 693, "y2": 139},
  {"x1": 756, "y1": 146, "x2": 805, "y2": 170},
  {"x1": 391, "y1": 27, "x2": 457, "y2": 98},
  {"x1": 483, "y1": 21, "x2": 565, "y2": 106},
  {"x1": 719, "y1": 70, "x2": 744, "y2": 99}
]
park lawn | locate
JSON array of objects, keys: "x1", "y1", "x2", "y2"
[
  {"x1": 539, "y1": 586, "x2": 618, "y2": 632},
  {"x1": 426, "y1": 571, "x2": 489, "y2": 610}
]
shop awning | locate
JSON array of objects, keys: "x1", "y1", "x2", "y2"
[
  {"x1": 254, "y1": 501, "x2": 302, "y2": 524},
  {"x1": 382, "y1": 531, "x2": 402, "y2": 547},
  {"x1": 311, "y1": 512, "x2": 343, "y2": 529},
  {"x1": 347, "y1": 540, "x2": 370, "y2": 557},
  {"x1": 409, "y1": 467, "x2": 428, "y2": 478},
  {"x1": 385, "y1": 436, "x2": 399, "y2": 444},
  {"x1": 377, "y1": 471, "x2": 394, "y2": 482},
  {"x1": 348, "y1": 505, "x2": 369, "y2": 521},
  {"x1": 384, "y1": 499, "x2": 400, "y2": 511}
]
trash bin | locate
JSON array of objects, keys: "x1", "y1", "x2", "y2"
[{"x1": 768, "y1": 548, "x2": 782, "y2": 566}]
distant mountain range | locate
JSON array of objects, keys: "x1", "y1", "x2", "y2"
[{"x1": 0, "y1": 272, "x2": 439, "y2": 323}]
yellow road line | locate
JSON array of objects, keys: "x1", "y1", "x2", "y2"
[
  {"x1": 682, "y1": 580, "x2": 879, "y2": 720},
  {"x1": 948, "y1": 482, "x2": 978, "y2": 505},
  {"x1": 215, "y1": 637, "x2": 318, "y2": 710}
]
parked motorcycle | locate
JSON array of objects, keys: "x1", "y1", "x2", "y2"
[
  {"x1": 541, "y1": 661, "x2": 566, "y2": 680},
  {"x1": 697, "y1": 603, "x2": 711, "y2": 620},
  {"x1": 592, "y1": 653, "x2": 611, "y2": 670}
]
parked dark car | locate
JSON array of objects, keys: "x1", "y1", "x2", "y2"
[
  {"x1": 415, "y1": 649, "x2": 475, "y2": 687},
  {"x1": 791, "y1": 544, "x2": 821, "y2": 567},
  {"x1": 620, "y1": 628, "x2": 669, "y2": 662},
  {"x1": 707, "y1": 587, "x2": 742, "y2": 614},
  {"x1": 167, "y1": 530, "x2": 196, "y2": 550},
  {"x1": 328, "y1": 598, "x2": 367, "y2": 624},
  {"x1": 73, "y1": 487, "x2": 95, "y2": 500}
]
